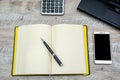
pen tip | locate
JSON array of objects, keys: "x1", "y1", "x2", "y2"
[
  {"x1": 60, "y1": 64, "x2": 63, "y2": 67},
  {"x1": 41, "y1": 38, "x2": 44, "y2": 42}
]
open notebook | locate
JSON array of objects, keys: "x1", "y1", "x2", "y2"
[{"x1": 12, "y1": 24, "x2": 90, "y2": 76}]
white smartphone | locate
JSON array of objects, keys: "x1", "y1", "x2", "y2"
[{"x1": 94, "y1": 32, "x2": 112, "y2": 64}]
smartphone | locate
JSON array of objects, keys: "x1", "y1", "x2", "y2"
[{"x1": 94, "y1": 32, "x2": 112, "y2": 64}]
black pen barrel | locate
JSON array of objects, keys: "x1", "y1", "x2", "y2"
[
  {"x1": 41, "y1": 38, "x2": 63, "y2": 67},
  {"x1": 53, "y1": 55, "x2": 63, "y2": 66},
  {"x1": 43, "y1": 41, "x2": 54, "y2": 54}
]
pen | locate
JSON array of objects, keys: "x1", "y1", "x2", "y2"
[{"x1": 41, "y1": 38, "x2": 63, "y2": 67}]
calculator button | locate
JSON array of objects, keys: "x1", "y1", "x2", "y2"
[
  {"x1": 55, "y1": 3, "x2": 58, "y2": 6},
  {"x1": 47, "y1": 9, "x2": 50, "y2": 13},
  {"x1": 47, "y1": 2, "x2": 50, "y2": 6},
  {"x1": 60, "y1": 0, "x2": 63, "y2": 2},
  {"x1": 43, "y1": 5, "x2": 46, "y2": 8},
  {"x1": 43, "y1": 2, "x2": 46, "y2": 5},
  {"x1": 47, "y1": 0, "x2": 50, "y2": 2},
  {"x1": 59, "y1": 3, "x2": 62, "y2": 6},
  {"x1": 55, "y1": 1, "x2": 58, "y2": 3},
  {"x1": 47, "y1": 7, "x2": 50, "y2": 9},
  {"x1": 55, "y1": 8, "x2": 58, "y2": 10},
  {"x1": 51, "y1": 6, "x2": 54, "y2": 9},
  {"x1": 51, "y1": 0, "x2": 54, "y2": 2},
  {"x1": 55, "y1": 9, "x2": 58, "y2": 13},
  {"x1": 43, "y1": 6, "x2": 46, "y2": 9},
  {"x1": 51, "y1": 2, "x2": 54, "y2": 6},
  {"x1": 42, "y1": 9, "x2": 46, "y2": 13},
  {"x1": 55, "y1": 0, "x2": 58, "y2": 2},
  {"x1": 59, "y1": 9, "x2": 62, "y2": 13},
  {"x1": 59, "y1": 7, "x2": 62, "y2": 9},
  {"x1": 55, "y1": 7, "x2": 58, "y2": 9},
  {"x1": 43, "y1": 7, "x2": 46, "y2": 9},
  {"x1": 51, "y1": 9, "x2": 54, "y2": 13},
  {"x1": 43, "y1": 0, "x2": 46, "y2": 2}
]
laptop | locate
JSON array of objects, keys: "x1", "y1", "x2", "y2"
[{"x1": 77, "y1": 0, "x2": 120, "y2": 30}]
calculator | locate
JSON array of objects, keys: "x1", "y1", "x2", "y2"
[{"x1": 41, "y1": 0, "x2": 64, "y2": 15}]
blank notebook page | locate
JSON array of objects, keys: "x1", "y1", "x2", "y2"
[
  {"x1": 15, "y1": 24, "x2": 52, "y2": 75},
  {"x1": 51, "y1": 24, "x2": 86, "y2": 74}
]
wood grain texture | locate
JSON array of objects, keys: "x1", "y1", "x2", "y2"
[{"x1": 0, "y1": 0, "x2": 120, "y2": 80}]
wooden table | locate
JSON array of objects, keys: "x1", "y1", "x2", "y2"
[{"x1": 0, "y1": 0, "x2": 120, "y2": 80}]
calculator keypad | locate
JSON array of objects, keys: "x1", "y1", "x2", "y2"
[{"x1": 41, "y1": 0, "x2": 64, "y2": 15}]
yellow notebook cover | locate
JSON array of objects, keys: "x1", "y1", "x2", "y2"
[
  {"x1": 12, "y1": 26, "x2": 19, "y2": 76},
  {"x1": 83, "y1": 25, "x2": 90, "y2": 75}
]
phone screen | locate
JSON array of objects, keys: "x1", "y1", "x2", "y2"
[{"x1": 94, "y1": 34, "x2": 111, "y2": 60}]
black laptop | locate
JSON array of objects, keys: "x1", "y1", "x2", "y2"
[{"x1": 77, "y1": 0, "x2": 120, "y2": 29}]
